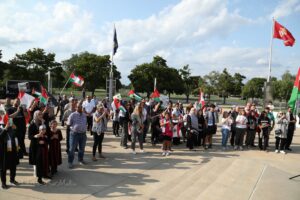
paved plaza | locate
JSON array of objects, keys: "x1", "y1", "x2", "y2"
[{"x1": 0, "y1": 123, "x2": 299, "y2": 200}]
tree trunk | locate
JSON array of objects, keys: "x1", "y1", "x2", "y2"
[
  {"x1": 223, "y1": 96, "x2": 226, "y2": 105},
  {"x1": 186, "y1": 94, "x2": 189, "y2": 103},
  {"x1": 91, "y1": 89, "x2": 95, "y2": 97},
  {"x1": 168, "y1": 93, "x2": 171, "y2": 99}
]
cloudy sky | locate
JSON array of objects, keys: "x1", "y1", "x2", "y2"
[{"x1": 0, "y1": 0, "x2": 299, "y2": 84}]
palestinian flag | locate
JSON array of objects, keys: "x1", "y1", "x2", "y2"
[
  {"x1": 128, "y1": 90, "x2": 142, "y2": 101},
  {"x1": 151, "y1": 89, "x2": 160, "y2": 102},
  {"x1": 18, "y1": 91, "x2": 35, "y2": 109},
  {"x1": 41, "y1": 86, "x2": 49, "y2": 104},
  {"x1": 113, "y1": 93, "x2": 122, "y2": 100},
  {"x1": 288, "y1": 67, "x2": 300, "y2": 113},
  {"x1": 32, "y1": 86, "x2": 48, "y2": 104},
  {"x1": 111, "y1": 94, "x2": 126, "y2": 112},
  {"x1": 70, "y1": 73, "x2": 84, "y2": 87},
  {"x1": 198, "y1": 88, "x2": 205, "y2": 109}
]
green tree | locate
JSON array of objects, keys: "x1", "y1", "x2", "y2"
[
  {"x1": 179, "y1": 65, "x2": 194, "y2": 103},
  {"x1": 128, "y1": 55, "x2": 184, "y2": 97},
  {"x1": 272, "y1": 71, "x2": 294, "y2": 104},
  {"x1": 232, "y1": 73, "x2": 246, "y2": 96},
  {"x1": 63, "y1": 52, "x2": 121, "y2": 96},
  {"x1": 216, "y1": 68, "x2": 234, "y2": 104},
  {"x1": 242, "y1": 78, "x2": 266, "y2": 101},
  {"x1": 9, "y1": 48, "x2": 62, "y2": 88},
  {"x1": 203, "y1": 71, "x2": 220, "y2": 100}
]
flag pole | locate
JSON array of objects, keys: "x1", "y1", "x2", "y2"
[
  {"x1": 59, "y1": 71, "x2": 73, "y2": 96},
  {"x1": 267, "y1": 18, "x2": 275, "y2": 82},
  {"x1": 108, "y1": 24, "x2": 116, "y2": 102},
  {"x1": 264, "y1": 18, "x2": 275, "y2": 108},
  {"x1": 154, "y1": 77, "x2": 157, "y2": 90}
]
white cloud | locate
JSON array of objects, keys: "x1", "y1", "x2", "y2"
[
  {"x1": 0, "y1": 0, "x2": 298, "y2": 84},
  {"x1": 34, "y1": 2, "x2": 48, "y2": 12},
  {"x1": 270, "y1": 0, "x2": 300, "y2": 19}
]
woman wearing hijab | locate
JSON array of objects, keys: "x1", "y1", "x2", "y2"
[{"x1": 28, "y1": 111, "x2": 50, "y2": 184}]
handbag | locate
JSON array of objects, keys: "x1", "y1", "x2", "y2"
[{"x1": 275, "y1": 129, "x2": 282, "y2": 136}]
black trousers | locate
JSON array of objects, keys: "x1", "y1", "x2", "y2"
[
  {"x1": 143, "y1": 120, "x2": 149, "y2": 142},
  {"x1": 18, "y1": 129, "x2": 27, "y2": 156},
  {"x1": 151, "y1": 125, "x2": 160, "y2": 145},
  {"x1": 186, "y1": 132, "x2": 197, "y2": 149},
  {"x1": 230, "y1": 128, "x2": 236, "y2": 146},
  {"x1": 112, "y1": 121, "x2": 120, "y2": 136},
  {"x1": 120, "y1": 121, "x2": 129, "y2": 147},
  {"x1": 275, "y1": 137, "x2": 286, "y2": 150},
  {"x1": 92, "y1": 132, "x2": 104, "y2": 156},
  {"x1": 1, "y1": 165, "x2": 16, "y2": 185},
  {"x1": 245, "y1": 129, "x2": 256, "y2": 146},
  {"x1": 262, "y1": 130, "x2": 269, "y2": 150},
  {"x1": 195, "y1": 130, "x2": 204, "y2": 146},
  {"x1": 87, "y1": 116, "x2": 93, "y2": 132},
  {"x1": 285, "y1": 128, "x2": 295, "y2": 149}
]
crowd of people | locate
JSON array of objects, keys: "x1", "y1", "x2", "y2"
[{"x1": 0, "y1": 94, "x2": 297, "y2": 190}]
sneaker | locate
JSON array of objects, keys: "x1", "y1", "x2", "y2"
[
  {"x1": 280, "y1": 150, "x2": 286, "y2": 154},
  {"x1": 68, "y1": 163, "x2": 73, "y2": 169},
  {"x1": 10, "y1": 180, "x2": 19, "y2": 186},
  {"x1": 166, "y1": 151, "x2": 170, "y2": 156},
  {"x1": 239, "y1": 146, "x2": 243, "y2": 151},
  {"x1": 234, "y1": 146, "x2": 238, "y2": 150},
  {"x1": 222, "y1": 147, "x2": 226, "y2": 151},
  {"x1": 162, "y1": 152, "x2": 166, "y2": 156},
  {"x1": 132, "y1": 150, "x2": 136, "y2": 155},
  {"x1": 140, "y1": 149, "x2": 145, "y2": 153},
  {"x1": 92, "y1": 157, "x2": 97, "y2": 161},
  {"x1": 79, "y1": 161, "x2": 86, "y2": 165},
  {"x1": 275, "y1": 149, "x2": 279, "y2": 153}
]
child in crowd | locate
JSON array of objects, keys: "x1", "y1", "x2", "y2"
[{"x1": 48, "y1": 120, "x2": 63, "y2": 175}]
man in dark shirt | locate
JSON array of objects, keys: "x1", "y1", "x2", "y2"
[
  {"x1": 7, "y1": 99, "x2": 28, "y2": 157},
  {"x1": 57, "y1": 95, "x2": 69, "y2": 126}
]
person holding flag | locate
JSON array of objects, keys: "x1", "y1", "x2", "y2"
[
  {"x1": 285, "y1": 67, "x2": 300, "y2": 151},
  {"x1": 7, "y1": 99, "x2": 29, "y2": 157},
  {"x1": 285, "y1": 107, "x2": 296, "y2": 151}
]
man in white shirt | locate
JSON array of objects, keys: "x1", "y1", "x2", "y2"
[{"x1": 82, "y1": 96, "x2": 96, "y2": 134}]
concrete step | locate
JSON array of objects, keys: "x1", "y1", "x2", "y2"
[
  {"x1": 150, "y1": 157, "x2": 234, "y2": 199},
  {"x1": 194, "y1": 159, "x2": 266, "y2": 200},
  {"x1": 250, "y1": 166, "x2": 300, "y2": 200}
]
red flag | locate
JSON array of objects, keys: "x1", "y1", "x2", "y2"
[{"x1": 273, "y1": 20, "x2": 295, "y2": 46}]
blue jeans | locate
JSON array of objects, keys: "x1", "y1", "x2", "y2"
[
  {"x1": 221, "y1": 128, "x2": 230, "y2": 147},
  {"x1": 68, "y1": 131, "x2": 87, "y2": 164}
]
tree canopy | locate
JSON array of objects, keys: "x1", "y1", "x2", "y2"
[
  {"x1": 62, "y1": 52, "x2": 122, "y2": 95},
  {"x1": 128, "y1": 56, "x2": 184, "y2": 97}
]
